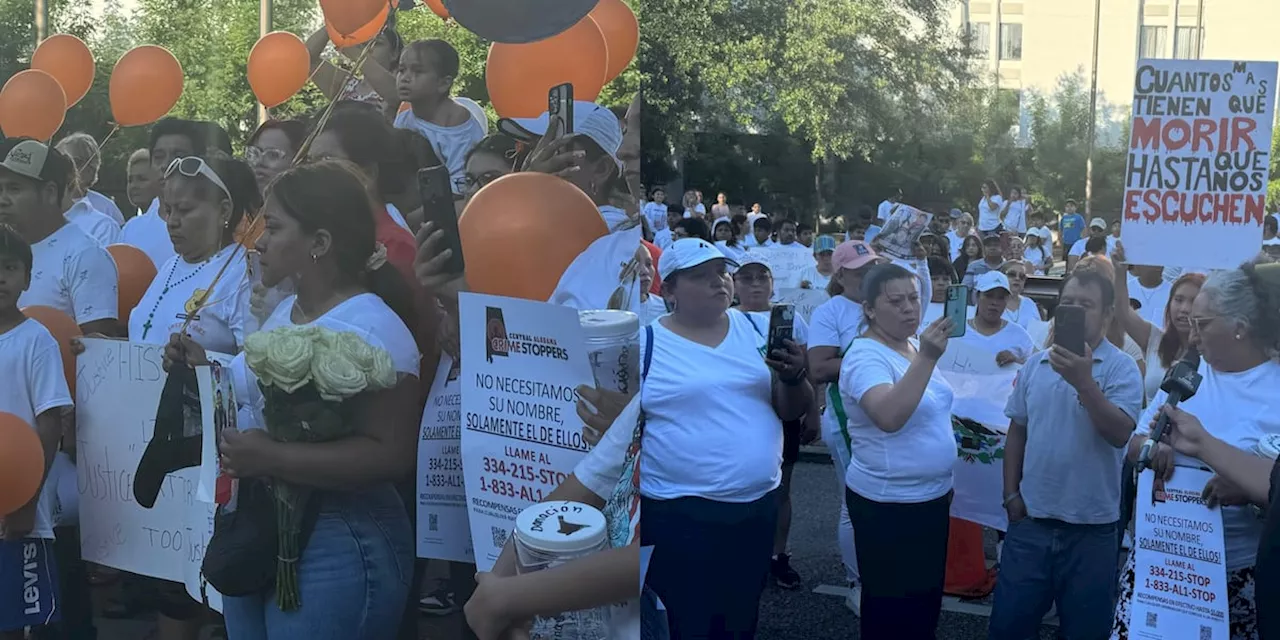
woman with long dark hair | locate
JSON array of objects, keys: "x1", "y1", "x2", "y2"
[
  {"x1": 953, "y1": 235, "x2": 984, "y2": 280},
  {"x1": 1112, "y1": 244, "x2": 1205, "y2": 404},
  {"x1": 976, "y1": 179, "x2": 1005, "y2": 236},
  {"x1": 246, "y1": 119, "x2": 306, "y2": 191},
  {"x1": 165, "y1": 161, "x2": 421, "y2": 639}
]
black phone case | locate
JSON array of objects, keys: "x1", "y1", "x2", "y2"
[
  {"x1": 418, "y1": 166, "x2": 465, "y2": 275},
  {"x1": 1054, "y1": 305, "x2": 1087, "y2": 356}
]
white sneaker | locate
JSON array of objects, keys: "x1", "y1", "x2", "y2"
[{"x1": 845, "y1": 583, "x2": 862, "y2": 617}]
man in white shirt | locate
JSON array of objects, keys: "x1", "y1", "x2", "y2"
[
  {"x1": 1066, "y1": 217, "x2": 1117, "y2": 271},
  {"x1": 125, "y1": 148, "x2": 159, "y2": 219},
  {"x1": 0, "y1": 138, "x2": 119, "y2": 336},
  {"x1": 876, "y1": 188, "x2": 901, "y2": 224},
  {"x1": 1126, "y1": 265, "x2": 1171, "y2": 331}
]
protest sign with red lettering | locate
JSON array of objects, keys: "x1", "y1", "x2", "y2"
[{"x1": 1121, "y1": 60, "x2": 1277, "y2": 269}]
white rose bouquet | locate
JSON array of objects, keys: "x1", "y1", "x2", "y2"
[{"x1": 241, "y1": 325, "x2": 397, "y2": 610}]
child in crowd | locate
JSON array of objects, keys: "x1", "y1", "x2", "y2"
[
  {"x1": 0, "y1": 226, "x2": 71, "y2": 640},
  {"x1": 393, "y1": 39, "x2": 487, "y2": 196}
]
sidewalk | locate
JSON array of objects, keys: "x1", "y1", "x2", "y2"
[{"x1": 799, "y1": 441, "x2": 832, "y2": 465}]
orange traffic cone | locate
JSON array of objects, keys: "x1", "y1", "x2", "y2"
[{"x1": 944, "y1": 517, "x2": 997, "y2": 598}]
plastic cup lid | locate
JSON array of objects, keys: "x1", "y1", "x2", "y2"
[
  {"x1": 578, "y1": 309, "x2": 639, "y2": 338},
  {"x1": 514, "y1": 500, "x2": 607, "y2": 554}
]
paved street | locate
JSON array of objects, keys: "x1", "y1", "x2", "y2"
[
  {"x1": 757, "y1": 453, "x2": 1059, "y2": 639},
  {"x1": 91, "y1": 454, "x2": 1059, "y2": 639}
]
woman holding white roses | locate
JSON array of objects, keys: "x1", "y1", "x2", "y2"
[{"x1": 166, "y1": 160, "x2": 422, "y2": 640}]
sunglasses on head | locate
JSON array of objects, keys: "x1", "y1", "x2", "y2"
[{"x1": 165, "y1": 157, "x2": 232, "y2": 203}]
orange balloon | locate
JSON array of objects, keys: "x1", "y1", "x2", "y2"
[
  {"x1": 248, "y1": 31, "x2": 310, "y2": 108},
  {"x1": 321, "y1": 0, "x2": 388, "y2": 38},
  {"x1": 590, "y1": 0, "x2": 638, "y2": 83},
  {"x1": 21, "y1": 305, "x2": 81, "y2": 399},
  {"x1": 0, "y1": 69, "x2": 67, "y2": 141},
  {"x1": 0, "y1": 412, "x2": 45, "y2": 517},
  {"x1": 110, "y1": 46, "x2": 184, "y2": 127},
  {"x1": 327, "y1": 1, "x2": 391, "y2": 49},
  {"x1": 459, "y1": 172, "x2": 606, "y2": 301},
  {"x1": 106, "y1": 244, "x2": 157, "y2": 324},
  {"x1": 32, "y1": 34, "x2": 95, "y2": 107},
  {"x1": 485, "y1": 15, "x2": 609, "y2": 118},
  {"x1": 424, "y1": 0, "x2": 449, "y2": 19}
]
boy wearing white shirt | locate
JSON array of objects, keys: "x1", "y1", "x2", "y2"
[
  {"x1": 395, "y1": 40, "x2": 487, "y2": 196},
  {"x1": 643, "y1": 188, "x2": 669, "y2": 233},
  {"x1": 0, "y1": 226, "x2": 71, "y2": 638},
  {"x1": 0, "y1": 138, "x2": 118, "y2": 336}
]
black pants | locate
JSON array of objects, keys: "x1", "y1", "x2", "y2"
[
  {"x1": 641, "y1": 489, "x2": 779, "y2": 640},
  {"x1": 845, "y1": 488, "x2": 950, "y2": 640},
  {"x1": 32, "y1": 526, "x2": 95, "y2": 640}
]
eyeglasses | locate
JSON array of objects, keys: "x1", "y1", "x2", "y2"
[
  {"x1": 1189, "y1": 316, "x2": 1218, "y2": 334},
  {"x1": 245, "y1": 146, "x2": 289, "y2": 166},
  {"x1": 165, "y1": 157, "x2": 231, "y2": 203}
]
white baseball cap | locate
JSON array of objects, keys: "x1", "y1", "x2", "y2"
[
  {"x1": 974, "y1": 271, "x2": 1012, "y2": 294},
  {"x1": 1089, "y1": 217, "x2": 1107, "y2": 230},
  {"x1": 659, "y1": 237, "x2": 738, "y2": 281},
  {"x1": 732, "y1": 254, "x2": 771, "y2": 274},
  {"x1": 498, "y1": 101, "x2": 622, "y2": 168}
]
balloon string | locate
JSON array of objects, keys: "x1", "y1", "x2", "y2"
[
  {"x1": 97, "y1": 124, "x2": 121, "y2": 151},
  {"x1": 293, "y1": 38, "x2": 377, "y2": 165}
]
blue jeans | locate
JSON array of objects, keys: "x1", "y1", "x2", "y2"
[
  {"x1": 223, "y1": 484, "x2": 414, "y2": 640},
  {"x1": 989, "y1": 517, "x2": 1119, "y2": 640}
]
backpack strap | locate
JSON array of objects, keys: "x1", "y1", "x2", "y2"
[{"x1": 642, "y1": 324, "x2": 655, "y2": 381}]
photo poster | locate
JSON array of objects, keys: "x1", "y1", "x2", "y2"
[
  {"x1": 936, "y1": 339, "x2": 1019, "y2": 532},
  {"x1": 457, "y1": 293, "x2": 596, "y2": 571},
  {"x1": 747, "y1": 245, "x2": 814, "y2": 290},
  {"x1": 1121, "y1": 59, "x2": 1278, "y2": 270},
  {"x1": 416, "y1": 354, "x2": 474, "y2": 562},
  {"x1": 774, "y1": 288, "x2": 830, "y2": 325},
  {"x1": 74, "y1": 339, "x2": 221, "y2": 594},
  {"x1": 1131, "y1": 468, "x2": 1229, "y2": 639}
]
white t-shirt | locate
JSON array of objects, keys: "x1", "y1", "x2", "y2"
[
  {"x1": 549, "y1": 208, "x2": 642, "y2": 317},
  {"x1": 808, "y1": 296, "x2": 864, "y2": 446},
  {"x1": 798, "y1": 265, "x2": 831, "y2": 291},
  {"x1": 1002, "y1": 294, "x2": 1041, "y2": 333},
  {"x1": 385, "y1": 202, "x2": 411, "y2": 233},
  {"x1": 638, "y1": 294, "x2": 667, "y2": 326},
  {"x1": 877, "y1": 200, "x2": 897, "y2": 222},
  {"x1": 127, "y1": 244, "x2": 251, "y2": 355},
  {"x1": 1140, "y1": 360, "x2": 1280, "y2": 571},
  {"x1": 956, "y1": 319, "x2": 1036, "y2": 364},
  {"x1": 121, "y1": 198, "x2": 176, "y2": 269},
  {"x1": 573, "y1": 394, "x2": 642, "y2": 640},
  {"x1": 1003, "y1": 199, "x2": 1028, "y2": 233},
  {"x1": 1142, "y1": 326, "x2": 1167, "y2": 404},
  {"x1": 19, "y1": 224, "x2": 119, "y2": 325},
  {"x1": 1127, "y1": 274, "x2": 1171, "y2": 332},
  {"x1": 946, "y1": 230, "x2": 967, "y2": 261},
  {"x1": 0, "y1": 319, "x2": 72, "y2": 539},
  {"x1": 86, "y1": 190, "x2": 125, "y2": 226},
  {"x1": 642, "y1": 202, "x2": 668, "y2": 232},
  {"x1": 976, "y1": 194, "x2": 1005, "y2": 231},
  {"x1": 1068, "y1": 235, "x2": 1118, "y2": 258},
  {"x1": 715, "y1": 240, "x2": 747, "y2": 263},
  {"x1": 230, "y1": 293, "x2": 420, "y2": 427},
  {"x1": 839, "y1": 338, "x2": 957, "y2": 503},
  {"x1": 640, "y1": 310, "x2": 781, "y2": 502},
  {"x1": 64, "y1": 200, "x2": 122, "y2": 246},
  {"x1": 1023, "y1": 246, "x2": 1050, "y2": 274},
  {"x1": 681, "y1": 203, "x2": 706, "y2": 219},
  {"x1": 393, "y1": 103, "x2": 488, "y2": 195}
]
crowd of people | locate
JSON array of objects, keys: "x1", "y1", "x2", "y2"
[
  {"x1": 2, "y1": 10, "x2": 1280, "y2": 640},
  {"x1": 633, "y1": 182, "x2": 1280, "y2": 640}
]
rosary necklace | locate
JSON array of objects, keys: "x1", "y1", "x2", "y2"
[{"x1": 141, "y1": 258, "x2": 210, "y2": 340}]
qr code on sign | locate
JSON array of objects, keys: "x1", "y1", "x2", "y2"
[
  {"x1": 1201, "y1": 625, "x2": 1213, "y2": 640},
  {"x1": 491, "y1": 526, "x2": 509, "y2": 548},
  {"x1": 1145, "y1": 612, "x2": 1158, "y2": 628}
]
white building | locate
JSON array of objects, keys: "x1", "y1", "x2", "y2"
[{"x1": 952, "y1": 0, "x2": 1280, "y2": 140}]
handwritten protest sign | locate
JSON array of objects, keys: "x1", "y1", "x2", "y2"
[
  {"x1": 458, "y1": 293, "x2": 595, "y2": 571},
  {"x1": 416, "y1": 355, "x2": 474, "y2": 562},
  {"x1": 1131, "y1": 468, "x2": 1228, "y2": 639},
  {"x1": 937, "y1": 339, "x2": 1019, "y2": 531},
  {"x1": 74, "y1": 339, "x2": 215, "y2": 591},
  {"x1": 774, "y1": 288, "x2": 830, "y2": 325},
  {"x1": 1122, "y1": 60, "x2": 1278, "y2": 269},
  {"x1": 747, "y1": 245, "x2": 813, "y2": 290}
]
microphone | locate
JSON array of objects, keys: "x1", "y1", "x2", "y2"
[{"x1": 1137, "y1": 347, "x2": 1203, "y2": 472}]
